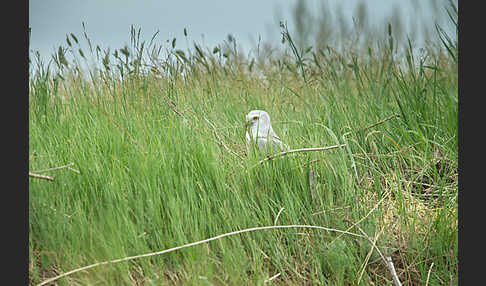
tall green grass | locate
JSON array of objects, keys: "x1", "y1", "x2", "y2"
[{"x1": 29, "y1": 4, "x2": 457, "y2": 285}]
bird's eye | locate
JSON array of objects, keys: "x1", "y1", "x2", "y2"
[{"x1": 253, "y1": 116, "x2": 259, "y2": 121}]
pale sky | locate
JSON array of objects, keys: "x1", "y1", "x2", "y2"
[{"x1": 29, "y1": 0, "x2": 456, "y2": 61}]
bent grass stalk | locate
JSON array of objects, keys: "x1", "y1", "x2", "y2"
[{"x1": 38, "y1": 224, "x2": 364, "y2": 286}]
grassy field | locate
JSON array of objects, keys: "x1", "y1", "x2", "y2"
[{"x1": 29, "y1": 11, "x2": 457, "y2": 286}]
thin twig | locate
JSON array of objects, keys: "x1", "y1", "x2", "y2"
[
  {"x1": 264, "y1": 272, "x2": 281, "y2": 283},
  {"x1": 351, "y1": 143, "x2": 418, "y2": 158},
  {"x1": 342, "y1": 114, "x2": 401, "y2": 139},
  {"x1": 32, "y1": 162, "x2": 74, "y2": 173},
  {"x1": 341, "y1": 114, "x2": 400, "y2": 179},
  {"x1": 386, "y1": 256, "x2": 403, "y2": 286},
  {"x1": 68, "y1": 167, "x2": 81, "y2": 174},
  {"x1": 203, "y1": 116, "x2": 244, "y2": 160},
  {"x1": 425, "y1": 262, "x2": 434, "y2": 286},
  {"x1": 166, "y1": 97, "x2": 201, "y2": 133},
  {"x1": 162, "y1": 90, "x2": 243, "y2": 161},
  {"x1": 37, "y1": 224, "x2": 364, "y2": 286},
  {"x1": 400, "y1": 179, "x2": 457, "y2": 191},
  {"x1": 254, "y1": 144, "x2": 347, "y2": 167},
  {"x1": 29, "y1": 172, "x2": 54, "y2": 182},
  {"x1": 361, "y1": 114, "x2": 401, "y2": 134}
]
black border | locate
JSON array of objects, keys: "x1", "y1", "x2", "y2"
[
  {"x1": 4, "y1": 0, "x2": 29, "y2": 284},
  {"x1": 457, "y1": 1, "x2": 470, "y2": 285},
  {"x1": 20, "y1": 0, "x2": 464, "y2": 285}
]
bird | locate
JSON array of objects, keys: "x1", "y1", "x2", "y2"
[{"x1": 245, "y1": 110, "x2": 288, "y2": 152}]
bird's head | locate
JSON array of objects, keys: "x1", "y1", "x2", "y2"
[{"x1": 245, "y1": 110, "x2": 271, "y2": 134}]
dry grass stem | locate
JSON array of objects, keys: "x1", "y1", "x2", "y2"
[
  {"x1": 264, "y1": 272, "x2": 281, "y2": 283},
  {"x1": 332, "y1": 190, "x2": 390, "y2": 243},
  {"x1": 361, "y1": 114, "x2": 401, "y2": 133},
  {"x1": 357, "y1": 224, "x2": 386, "y2": 284},
  {"x1": 309, "y1": 166, "x2": 316, "y2": 204},
  {"x1": 274, "y1": 207, "x2": 285, "y2": 225},
  {"x1": 342, "y1": 114, "x2": 401, "y2": 139},
  {"x1": 312, "y1": 206, "x2": 351, "y2": 216},
  {"x1": 425, "y1": 262, "x2": 434, "y2": 286}
]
